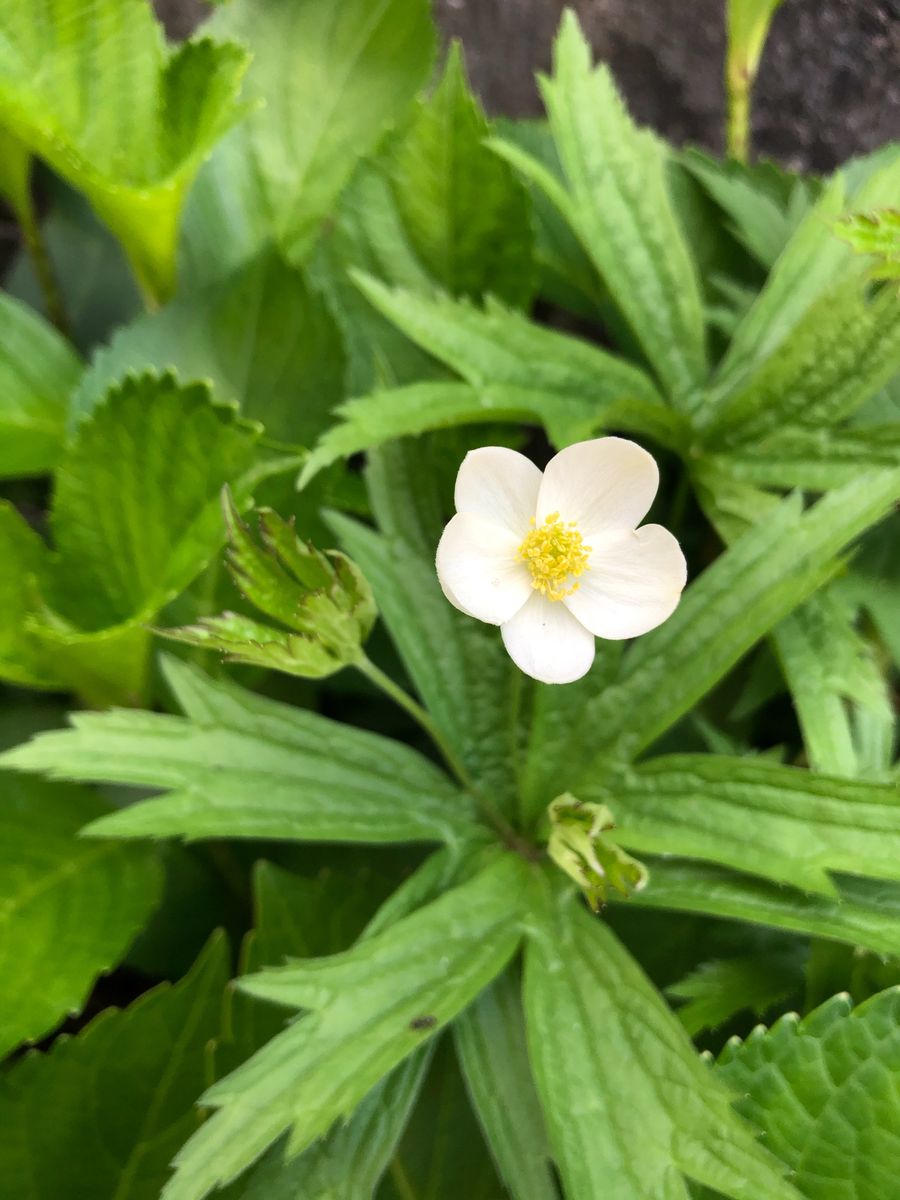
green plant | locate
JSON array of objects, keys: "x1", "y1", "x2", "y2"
[{"x1": 1, "y1": 2, "x2": 898, "y2": 1198}]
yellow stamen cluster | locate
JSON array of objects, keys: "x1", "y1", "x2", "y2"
[{"x1": 516, "y1": 512, "x2": 590, "y2": 602}]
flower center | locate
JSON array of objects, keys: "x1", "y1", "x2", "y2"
[{"x1": 516, "y1": 512, "x2": 590, "y2": 602}]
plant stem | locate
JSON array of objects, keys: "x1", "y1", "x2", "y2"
[
  {"x1": 356, "y1": 654, "x2": 528, "y2": 852},
  {"x1": 726, "y1": 59, "x2": 751, "y2": 162}
]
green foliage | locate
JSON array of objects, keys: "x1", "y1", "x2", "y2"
[
  {"x1": 575, "y1": 474, "x2": 900, "y2": 770},
  {"x1": 454, "y1": 965, "x2": 558, "y2": 1200},
  {"x1": 631, "y1": 862, "x2": 900, "y2": 958},
  {"x1": 714, "y1": 987, "x2": 900, "y2": 1200},
  {"x1": 2, "y1": 3, "x2": 900, "y2": 1197},
  {"x1": 73, "y1": 250, "x2": 346, "y2": 444},
  {"x1": 0, "y1": 292, "x2": 82, "y2": 477},
  {"x1": 0, "y1": 373, "x2": 268, "y2": 705},
  {"x1": 835, "y1": 208, "x2": 900, "y2": 281},
  {"x1": 524, "y1": 881, "x2": 796, "y2": 1200},
  {"x1": 51, "y1": 375, "x2": 260, "y2": 630},
  {"x1": 1, "y1": 655, "x2": 479, "y2": 847},
  {"x1": 586, "y1": 754, "x2": 900, "y2": 895},
  {"x1": 666, "y1": 953, "x2": 798, "y2": 1037},
  {"x1": 0, "y1": 775, "x2": 163, "y2": 1059},
  {"x1": 0, "y1": 0, "x2": 249, "y2": 299},
  {"x1": 0, "y1": 935, "x2": 227, "y2": 1200},
  {"x1": 328, "y1": 441, "x2": 521, "y2": 815},
  {"x1": 391, "y1": 43, "x2": 535, "y2": 305},
  {"x1": 301, "y1": 275, "x2": 680, "y2": 478},
  {"x1": 164, "y1": 853, "x2": 527, "y2": 1199},
  {"x1": 199, "y1": 0, "x2": 436, "y2": 268},
  {"x1": 494, "y1": 13, "x2": 707, "y2": 400}
]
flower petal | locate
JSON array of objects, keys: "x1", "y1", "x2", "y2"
[
  {"x1": 536, "y1": 437, "x2": 659, "y2": 538},
  {"x1": 436, "y1": 512, "x2": 532, "y2": 625},
  {"x1": 501, "y1": 592, "x2": 595, "y2": 684},
  {"x1": 564, "y1": 524, "x2": 687, "y2": 640},
  {"x1": 455, "y1": 446, "x2": 542, "y2": 537}
]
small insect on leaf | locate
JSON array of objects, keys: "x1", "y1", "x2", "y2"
[{"x1": 409, "y1": 1015, "x2": 438, "y2": 1031}]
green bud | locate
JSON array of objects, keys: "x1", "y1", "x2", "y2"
[
  {"x1": 547, "y1": 793, "x2": 648, "y2": 911},
  {"x1": 163, "y1": 487, "x2": 376, "y2": 678}
]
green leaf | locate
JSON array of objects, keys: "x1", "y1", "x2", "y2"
[
  {"x1": 203, "y1": 0, "x2": 436, "y2": 266},
  {"x1": 523, "y1": 881, "x2": 796, "y2": 1200},
  {"x1": 234, "y1": 1054, "x2": 431, "y2": 1200},
  {"x1": 701, "y1": 275, "x2": 900, "y2": 446},
  {"x1": 0, "y1": 1, "x2": 249, "y2": 299},
  {"x1": 774, "y1": 587, "x2": 894, "y2": 778},
  {"x1": 707, "y1": 424, "x2": 900, "y2": 490},
  {"x1": 496, "y1": 12, "x2": 707, "y2": 399},
  {"x1": 0, "y1": 775, "x2": 162, "y2": 1059},
  {"x1": 162, "y1": 853, "x2": 528, "y2": 1200},
  {"x1": 0, "y1": 291, "x2": 82, "y2": 478},
  {"x1": 390, "y1": 42, "x2": 534, "y2": 305},
  {"x1": 49, "y1": 373, "x2": 260, "y2": 631},
  {"x1": 215, "y1": 862, "x2": 426, "y2": 1200},
  {"x1": 713, "y1": 987, "x2": 900, "y2": 1200},
  {"x1": 835, "y1": 208, "x2": 900, "y2": 281},
  {"x1": 666, "y1": 953, "x2": 798, "y2": 1037},
  {"x1": 379, "y1": 1038, "x2": 505, "y2": 1200},
  {"x1": 681, "y1": 149, "x2": 816, "y2": 269},
  {"x1": 309, "y1": 274, "x2": 680, "y2": 475},
  {"x1": 575, "y1": 473, "x2": 900, "y2": 769},
  {"x1": 0, "y1": 934, "x2": 227, "y2": 1199},
  {"x1": 454, "y1": 964, "x2": 558, "y2": 1200},
  {"x1": 494, "y1": 117, "x2": 604, "y2": 317},
  {"x1": 327, "y1": 443, "x2": 520, "y2": 814},
  {"x1": 715, "y1": 155, "x2": 900, "y2": 390},
  {"x1": 0, "y1": 502, "x2": 60, "y2": 689},
  {"x1": 72, "y1": 249, "x2": 345, "y2": 444},
  {"x1": 630, "y1": 861, "x2": 900, "y2": 958},
  {"x1": 727, "y1": 0, "x2": 785, "y2": 79},
  {"x1": 1, "y1": 655, "x2": 479, "y2": 847},
  {"x1": 586, "y1": 754, "x2": 900, "y2": 896}
]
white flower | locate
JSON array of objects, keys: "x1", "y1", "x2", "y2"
[{"x1": 435, "y1": 437, "x2": 687, "y2": 685}]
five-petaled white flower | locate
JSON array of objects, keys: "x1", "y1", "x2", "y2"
[{"x1": 435, "y1": 437, "x2": 687, "y2": 685}]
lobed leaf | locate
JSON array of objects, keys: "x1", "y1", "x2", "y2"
[
  {"x1": 713, "y1": 987, "x2": 900, "y2": 1200},
  {"x1": 666, "y1": 953, "x2": 798, "y2": 1037},
  {"x1": 714, "y1": 153, "x2": 900, "y2": 392},
  {"x1": 586, "y1": 754, "x2": 900, "y2": 895},
  {"x1": 0, "y1": 935, "x2": 227, "y2": 1199},
  {"x1": 72, "y1": 249, "x2": 345, "y2": 444},
  {"x1": 0, "y1": 655, "x2": 479, "y2": 848},
  {"x1": 49, "y1": 373, "x2": 260, "y2": 631},
  {"x1": 162, "y1": 853, "x2": 529, "y2": 1200},
  {"x1": 702, "y1": 275, "x2": 900, "y2": 446},
  {"x1": 390, "y1": 42, "x2": 535, "y2": 306},
  {"x1": 0, "y1": 0, "x2": 249, "y2": 298},
  {"x1": 523, "y1": 881, "x2": 796, "y2": 1200},
  {"x1": 629, "y1": 861, "x2": 900, "y2": 958},
  {"x1": 502, "y1": 12, "x2": 707, "y2": 399}
]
